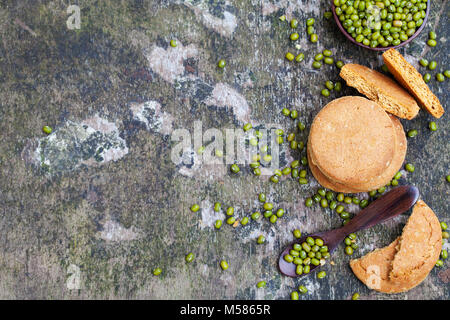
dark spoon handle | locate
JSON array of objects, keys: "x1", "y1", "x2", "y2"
[{"x1": 339, "y1": 185, "x2": 419, "y2": 236}]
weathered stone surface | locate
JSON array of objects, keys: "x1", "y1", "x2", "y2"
[
  {"x1": 0, "y1": 0, "x2": 448, "y2": 300},
  {"x1": 23, "y1": 115, "x2": 129, "y2": 174}
]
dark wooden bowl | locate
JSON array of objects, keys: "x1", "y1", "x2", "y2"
[{"x1": 331, "y1": 0, "x2": 430, "y2": 51}]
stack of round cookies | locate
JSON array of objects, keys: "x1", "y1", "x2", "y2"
[{"x1": 307, "y1": 96, "x2": 407, "y2": 193}]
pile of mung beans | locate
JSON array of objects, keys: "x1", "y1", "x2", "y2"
[
  {"x1": 283, "y1": 236, "x2": 330, "y2": 276},
  {"x1": 333, "y1": 0, "x2": 428, "y2": 48}
]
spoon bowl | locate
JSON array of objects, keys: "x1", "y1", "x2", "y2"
[{"x1": 278, "y1": 185, "x2": 419, "y2": 277}]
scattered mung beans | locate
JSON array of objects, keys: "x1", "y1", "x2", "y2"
[
  {"x1": 220, "y1": 260, "x2": 229, "y2": 270},
  {"x1": 231, "y1": 164, "x2": 240, "y2": 173},
  {"x1": 251, "y1": 212, "x2": 261, "y2": 220},
  {"x1": 405, "y1": 163, "x2": 415, "y2": 173},
  {"x1": 290, "y1": 32, "x2": 300, "y2": 41},
  {"x1": 428, "y1": 61, "x2": 437, "y2": 70},
  {"x1": 407, "y1": 129, "x2": 418, "y2": 138},
  {"x1": 42, "y1": 126, "x2": 52, "y2": 134},
  {"x1": 185, "y1": 253, "x2": 195, "y2": 263},
  {"x1": 290, "y1": 19, "x2": 298, "y2": 28},
  {"x1": 436, "y1": 73, "x2": 445, "y2": 82},
  {"x1": 153, "y1": 268, "x2": 162, "y2": 276},
  {"x1": 286, "y1": 52, "x2": 295, "y2": 61},
  {"x1": 257, "y1": 235, "x2": 265, "y2": 244},
  {"x1": 429, "y1": 121, "x2": 437, "y2": 131},
  {"x1": 295, "y1": 53, "x2": 305, "y2": 62}
]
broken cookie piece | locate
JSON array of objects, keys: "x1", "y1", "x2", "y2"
[
  {"x1": 389, "y1": 200, "x2": 442, "y2": 287},
  {"x1": 350, "y1": 200, "x2": 442, "y2": 294},
  {"x1": 382, "y1": 48, "x2": 444, "y2": 119},
  {"x1": 340, "y1": 63, "x2": 420, "y2": 120}
]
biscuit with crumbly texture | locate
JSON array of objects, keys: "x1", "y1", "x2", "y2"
[
  {"x1": 350, "y1": 238, "x2": 405, "y2": 293},
  {"x1": 350, "y1": 200, "x2": 442, "y2": 294},
  {"x1": 309, "y1": 96, "x2": 396, "y2": 187},
  {"x1": 382, "y1": 48, "x2": 444, "y2": 118},
  {"x1": 340, "y1": 63, "x2": 420, "y2": 120},
  {"x1": 348, "y1": 114, "x2": 407, "y2": 191},
  {"x1": 389, "y1": 200, "x2": 442, "y2": 287},
  {"x1": 307, "y1": 141, "x2": 362, "y2": 193},
  {"x1": 308, "y1": 113, "x2": 406, "y2": 192}
]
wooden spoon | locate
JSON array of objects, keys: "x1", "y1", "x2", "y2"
[{"x1": 278, "y1": 185, "x2": 419, "y2": 277}]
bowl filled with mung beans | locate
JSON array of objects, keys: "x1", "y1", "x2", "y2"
[{"x1": 331, "y1": 0, "x2": 430, "y2": 51}]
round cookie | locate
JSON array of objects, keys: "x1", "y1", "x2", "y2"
[
  {"x1": 308, "y1": 114, "x2": 405, "y2": 192},
  {"x1": 309, "y1": 96, "x2": 396, "y2": 187},
  {"x1": 339, "y1": 114, "x2": 407, "y2": 191},
  {"x1": 307, "y1": 141, "x2": 362, "y2": 193},
  {"x1": 350, "y1": 200, "x2": 442, "y2": 294}
]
